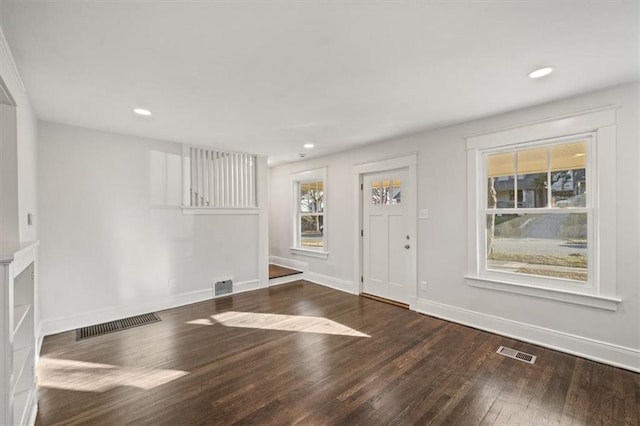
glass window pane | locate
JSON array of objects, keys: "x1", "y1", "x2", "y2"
[
  {"x1": 300, "y1": 181, "x2": 323, "y2": 213},
  {"x1": 487, "y1": 152, "x2": 515, "y2": 208},
  {"x1": 372, "y1": 179, "x2": 402, "y2": 205},
  {"x1": 486, "y1": 213, "x2": 587, "y2": 282},
  {"x1": 315, "y1": 181, "x2": 324, "y2": 213},
  {"x1": 487, "y1": 152, "x2": 515, "y2": 177},
  {"x1": 300, "y1": 182, "x2": 311, "y2": 212},
  {"x1": 551, "y1": 141, "x2": 587, "y2": 207},
  {"x1": 382, "y1": 180, "x2": 391, "y2": 204},
  {"x1": 517, "y1": 147, "x2": 548, "y2": 208},
  {"x1": 371, "y1": 181, "x2": 381, "y2": 204},
  {"x1": 300, "y1": 215, "x2": 324, "y2": 248},
  {"x1": 391, "y1": 179, "x2": 401, "y2": 204}
]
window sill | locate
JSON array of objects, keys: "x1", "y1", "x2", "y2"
[
  {"x1": 290, "y1": 247, "x2": 329, "y2": 259},
  {"x1": 182, "y1": 207, "x2": 259, "y2": 215},
  {"x1": 465, "y1": 275, "x2": 621, "y2": 311}
]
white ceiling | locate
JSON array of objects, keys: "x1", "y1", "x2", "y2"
[{"x1": 1, "y1": 1, "x2": 637, "y2": 165}]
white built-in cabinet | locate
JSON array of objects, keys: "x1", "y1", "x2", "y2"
[{"x1": 1, "y1": 242, "x2": 37, "y2": 426}]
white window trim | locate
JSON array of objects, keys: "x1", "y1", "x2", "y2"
[
  {"x1": 465, "y1": 106, "x2": 621, "y2": 311},
  {"x1": 290, "y1": 167, "x2": 328, "y2": 258}
]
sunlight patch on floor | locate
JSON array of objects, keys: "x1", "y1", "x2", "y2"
[
  {"x1": 38, "y1": 357, "x2": 189, "y2": 392},
  {"x1": 213, "y1": 311, "x2": 370, "y2": 337},
  {"x1": 186, "y1": 311, "x2": 369, "y2": 337},
  {"x1": 186, "y1": 318, "x2": 215, "y2": 325}
]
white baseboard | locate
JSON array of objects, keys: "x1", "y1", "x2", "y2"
[
  {"x1": 269, "y1": 274, "x2": 305, "y2": 287},
  {"x1": 266, "y1": 258, "x2": 356, "y2": 295},
  {"x1": 266, "y1": 259, "x2": 356, "y2": 294},
  {"x1": 415, "y1": 298, "x2": 640, "y2": 373},
  {"x1": 234, "y1": 279, "x2": 261, "y2": 294},
  {"x1": 269, "y1": 255, "x2": 308, "y2": 272},
  {"x1": 268, "y1": 255, "x2": 306, "y2": 287},
  {"x1": 304, "y1": 272, "x2": 358, "y2": 295},
  {"x1": 39, "y1": 279, "x2": 260, "y2": 338}
]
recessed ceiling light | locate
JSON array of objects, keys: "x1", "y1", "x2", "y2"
[
  {"x1": 133, "y1": 108, "x2": 152, "y2": 116},
  {"x1": 528, "y1": 67, "x2": 554, "y2": 79},
  {"x1": 303, "y1": 143, "x2": 315, "y2": 149}
]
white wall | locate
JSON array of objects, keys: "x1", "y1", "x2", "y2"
[
  {"x1": 38, "y1": 122, "x2": 268, "y2": 334},
  {"x1": 0, "y1": 25, "x2": 38, "y2": 243},
  {"x1": 16, "y1": 100, "x2": 38, "y2": 242},
  {"x1": 269, "y1": 82, "x2": 640, "y2": 371},
  {"x1": 0, "y1": 104, "x2": 19, "y2": 242}
]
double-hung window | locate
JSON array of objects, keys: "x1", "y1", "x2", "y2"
[
  {"x1": 291, "y1": 168, "x2": 328, "y2": 258},
  {"x1": 484, "y1": 136, "x2": 591, "y2": 283},
  {"x1": 466, "y1": 107, "x2": 620, "y2": 310}
]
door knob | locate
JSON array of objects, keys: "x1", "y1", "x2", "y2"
[{"x1": 404, "y1": 244, "x2": 410, "y2": 249}]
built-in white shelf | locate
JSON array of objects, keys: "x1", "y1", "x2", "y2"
[
  {"x1": 13, "y1": 388, "x2": 32, "y2": 426},
  {"x1": 13, "y1": 304, "x2": 30, "y2": 336},
  {"x1": 1, "y1": 241, "x2": 38, "y2": 426},
  {"x1": 11, "y1": 347, "x2": 29, "y2": 385}
]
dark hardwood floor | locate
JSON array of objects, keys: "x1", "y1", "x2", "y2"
[
  {"x1": 36, "y1": 281, "x2": 639, "y2": 425},
  {"x1": 269, "y1": 264, "x2": 303, "y2": 279}
]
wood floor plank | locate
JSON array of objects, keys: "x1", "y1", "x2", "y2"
[{"x1": 35, "y1": 280, "x2": 640, "y2": 425}]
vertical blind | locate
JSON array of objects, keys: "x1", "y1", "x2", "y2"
[{"x1": 187, "y1": 147, "x2": 257, "y2": 208}]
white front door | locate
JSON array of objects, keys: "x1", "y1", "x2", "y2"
[{"x1": 362, "y1": 169, "x2": 410, "y2": 304}]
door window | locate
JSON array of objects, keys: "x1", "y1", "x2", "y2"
[{"x1": 371, "y1": 179, "x2": 402, "y2": 205}]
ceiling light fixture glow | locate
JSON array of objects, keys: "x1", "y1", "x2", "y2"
[
  {"x1": 303, "y1": 143, "x2": 315, "y2": 149},
  {"x1": 133, "y1": 108, "x2": 152, "y2": 116},
  {"x1": 528, "y1": 67, "x2": 554, "y2": 79}
]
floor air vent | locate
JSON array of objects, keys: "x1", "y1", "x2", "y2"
[
  {"x1": 215, "y1": 279, "x2": 233, "y2": 296},
  {"x1": 76, "y1": 312, "x2": 161, "y2": 341},
  {"x1": 496, "y1": 345, "x2": 536, "y2": 364}
]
